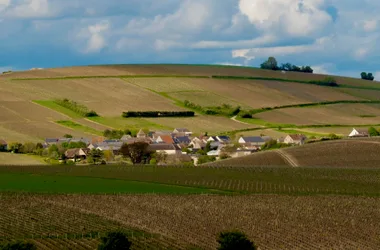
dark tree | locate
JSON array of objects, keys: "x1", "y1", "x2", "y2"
[
  {"x1": 217, "y1": 231, "x2": 256, "y2": 250},
  {"x1": 1, "y1": 241, "x2": 37, "y2": 250},
  {"x1": 361, "y1": 72, "x2": 375, "y2": 81},
  {"x1": 120, "y1": 142, "x2": 150, "y2": 164},
  {"x1": 280, "y1": 62, "x2": 292, "y2": 71},
  {"x1": 368, "y1": 127, "x2": 380, "y2": 137},
  {"x1": 98, "y1": 231, "x2": 132, "y2": 250},
  {"x1": 89, "y1": 149, "x2": 104, "y2": 164},
  {"x1": 63, "y1": 134, "x2": 73, "y2": 138},
  {"x1": 260, "y1": 57, "x2": 278, "y2": 70}
]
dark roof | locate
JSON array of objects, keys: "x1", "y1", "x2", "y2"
[
  {"x1": 241, "y1": 136, "x2": 265, "y2": 143},
  {"x1": 103, "y1": 139, "x2": 120, "y2": 143},
  {"x1": 173, "y1": 136, "x2": 191, "y2": 144},
  {"x1": 65, "y1": 148, "x2": 90, "y2": 158},
  {"x1": 0, "y1": 139, "x2": 7, "y2": 145},
  {"x1": 45, "y1": 138, "x2": 59, "y2": 143},
  {"x1": 217, "y1": 136, "x2": 230, "y2": 142},
  {"x1": 287, "y1": 134, "x2": 307, "y2": 141}
]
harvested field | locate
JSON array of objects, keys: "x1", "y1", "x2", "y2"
[
  {"x1": 339, "y1": 88, "x2": 380, "y2": 100},
  {"x1": 2, "y1": 78, "x2": 183, "y2": 116},
  {"x1": 124, "y1": 77, "x2": 205, "y2": 92},
  {"x1": 284, "y1": 139, "x2": 380, "y2": 168},
  {"x1": 0, "y1": 153, "x2": 45, "y2": 165},
  {"x1": 168, "y1": 91, "x2": 241, "y2": 107},
  {"x1": 3, "y1": 64, "x2": 378, "y2": 89},
  {"x1": 0, "y1": 126, "x2": 39, "y2": 143},
  {"x1": 88, "y1": 116, "x2": 171, "y2": 130},
  {"x1": 207, "y1": 151, "x2": 290, "y2": 167},
  {"x1": 235, "y1": 129, "x2": 288, "y2": 138},
  {"x1": 257, "y1": 103, "x2": 380, "y2": 125},
  {"x1": 1, "y1": 193, "x2": 379, "y2": 249},
  {"x1": 145, "y1": 116, "x2": 255, "y2": 134}
]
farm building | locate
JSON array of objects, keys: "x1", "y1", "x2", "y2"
[
  {"x1": 189, "y1": 137, "x2": 207, "y2": 150},
  {"x1": 137, "y1": 129, "x2": 147, "y2": 138},
  {"x1": 284, "y1": 134, "x2": 307, "y2": 145},
  {"x1": 65, "y1": 148, "x2": 90, "y2": 161},
  {"x1": 238, "y1": 136, "x2": 266, "y2": 147},
  {"x1": 207, "y1": 136, "x2": 231, "y2": 143},
  {"x1": 173, "y1": 128, "x2": 192, "y2": 136},
  {"x1": 155, "y1": 135, "x2": 175, "y2": 144},
  {"x1": 349, "y1": 128, "x2": 369, "y2": 137},
  {"x1": 0, "y1": 139, "x2": 7, "y2": 151},
  {"x1": 148, "y1": 143, "x2": 182, "y2": 155}
]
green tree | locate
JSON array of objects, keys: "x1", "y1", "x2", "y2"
[
  {"x1": 368, "y1": 127, "x2": 380, "y2": 137},
  {"x1": 0, "y1": 241, "x2": 37, "y2": 250},
  {"x1": 260, "y1": 57, "x2": 278, "y2": 70},
  {"x1": 120, "y1": 142, "x2": 150, "y2": 164},
  {"x1": 8, "y1": 142, "x2": 23, "y2": 153},
  {"x1": 205, "y1": 141, "x2": 212, "y2": 153},
  {"x1": 89, "y1": 149, "x2": 104, "y2": 164},
  {"x1": 98, "y1": 231, "x2": 132, "y2": 250},
  {"x1": 63, "y1": 134, "x2": 73, "y2": 138},
  {"x1": 197, "y1": 155, "x2": 216, "y2": 164},
  {"x1": 20, "y1": 142, "x2": 36, "y2": 154},
  {"x1": 217, "y1": 231, "x2": 256, "y2": 250},
  {"x1": 361, "y1": 72, "x2": 374, "y2": 81}
]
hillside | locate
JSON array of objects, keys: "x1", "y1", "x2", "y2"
[
  {"x1": 207, "y1": 138, "x2": 380, "y2": 168},
  {"x1": 1, "y1": 64, "x2": 380, "y2": 142}
]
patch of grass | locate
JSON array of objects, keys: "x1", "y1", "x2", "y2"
[
  {"x1": 359, "y1": 115, "x2": 376, "y2": 118},
  {"x1": 0, "y1": 173, "x2": 222, "y2": 194},
  {"x1": 33, "y1": 100, "x2": 83, "y2": 118},
  {"x1": 55, "y1": 99, "x2": 98, "y2": 117},
  {"x1": 276, "y1": 129, "x2": 329, "y2": 137},
  {"x1": 55, "y1": 120, "x2": 103, "y2": 136}
]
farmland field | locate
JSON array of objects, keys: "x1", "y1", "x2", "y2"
[
  {"x1": 1, "y1": 164, "x2": 380, "y2": 249},
  {"x1": 0, "y1": 153, "x2": 45, "y2": 165},
  {"x1": 256, "y1": 103, "x2": 380, "y2": 125}
]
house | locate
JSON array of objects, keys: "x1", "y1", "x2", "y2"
[
  {"x1": 87, "y1": 143, "x2": 98, "y2": 150},
  {"x1": 284, "y1": 134, "x2": 307, "y2": 145},
  {"x1": 65, "y1": 148, "x2": 90, "y2": 161},
  {"x1": 45, "y1": 138, "x2": 59, "y2": 145},
  {"x1": 70, "y1": 137, "x2": 91, "y2": 145},
  {"x1": 261, "y1": 136, "x2": 273, "y2": 142},
  {"x1": 277, "y1": 137, "x2": 285, "y2": 143},
  {"x1": 216, "y1": 135, "x2": 230, "y2": 143},
  {"x1": 120, "y1": 134, "x2": 132, "y2": 141},
  {"x1": 173, "y1": 136, "x2": 191, "y2": 148},
  {"x1": 148, "y1": 143, "x2": 182, "y2": 155},
  {"x1": 156, "y1": 135, "x2": 175, "y2": 144},
  {"x1": 137, "y1": 129, "x2": 146, "y2": 138},
  {"x1": 238, "y1": 136, "x2": 266, "y2": 147},
  {"x1": 349, "y1": 128, "x2": 369, "y2": 138},
  {"x1": 0, "y1": 139, "x2": 7, "y2": 151},
  {"x1": 173, "y1": 128, "x2": 192, "y2": 136},
  {"x1": 207, "y1": 149, "x2": 220, "y2": 157},
  {"x1": 230, "y1": 149, "x2": 257, "y2": 158},
  {"x1": 189, "y1": 137, "x2": 207, "y2": 150}
]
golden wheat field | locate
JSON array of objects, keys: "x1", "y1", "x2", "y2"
[{"x1": 1, "y1": 193, "x2": 379, "y2": 250}]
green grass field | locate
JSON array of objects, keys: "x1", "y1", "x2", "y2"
[
  {"x1": 55, "y1": 120, "x2": 103, "y2": 136},
  {"x1": 0, "y1": 173, "x2": 220, "y2": 194},
  {"x1": 33, "y1": 100, "x2": 83, "y2": 119},
  {"x1": 1, "y1": 165, "x2": 379, "y2": 196}
]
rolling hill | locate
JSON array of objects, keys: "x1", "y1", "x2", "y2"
[
  {"x1": 207, "y1": 138, "x2": 380, "y2": 168},
  {"x1": 1, "y1": 64, "x2": 380, "y2": 142}
]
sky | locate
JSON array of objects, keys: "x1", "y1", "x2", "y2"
[{"x1": 0, "y1": 0, "x2": 380, "y2": 79}]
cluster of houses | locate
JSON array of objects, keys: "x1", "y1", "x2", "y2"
[{"x1": 0, "y1": 128, "x2": 374, "y2": 164}]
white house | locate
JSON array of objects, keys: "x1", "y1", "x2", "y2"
[
  {"x1": 284, "y1": 134, "x2": 307, "y2": 145},
  {"x1": 238, "y1": 136, "x2": 265, "y2": 147},
  {"x1": 173, "y1": 128, "x2": 192, "y2": 136},
  {"x1": 189, "y1": 137, "x2": 206, "y2": 150},
  {"x1": 148, "y1": 143, "x2": 181, "y2": 155},
  {"x1": 207, "y1": 150, "x2": 220, "y2": 157},
  {"x1": 349, "y1": 128, "x2": 369, "y2": 137}
]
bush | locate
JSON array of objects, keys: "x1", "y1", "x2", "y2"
[
  {"x1": 0, "y1": 241, "x2": 37, "y2": 250},
  {"x1": 328, "y1": 133, "x2": 341, "y2": 140},
  {"x1": 197, "y1": 155, "x2": 216, "y2": 164},
  {"x1": 55, "y1": 99, "x2": 99, "y2": 117},
  {"x1": 122, "y1": 111, "x2": 194, "y2": 118},
  {"x1": 368, "y1": 127, "x2": 380, "y2": 137},
  {"x1": 217, "y1": 231, "x2": 256, "y2": 250},
  {"x1": 98, "y1": 231, "x2": 132, "y2": 250}
]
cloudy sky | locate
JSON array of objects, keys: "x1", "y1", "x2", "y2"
[{"x1": 0, "y1": 0, "x2": 379, "y2": 79}]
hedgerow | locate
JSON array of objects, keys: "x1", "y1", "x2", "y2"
[{"x1": 122, "y1": 111, "x2": 195, "y2": 118}]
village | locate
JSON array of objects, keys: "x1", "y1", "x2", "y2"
[{"x1": 0, "y1": 127, "x2": 373, "y2": 165}]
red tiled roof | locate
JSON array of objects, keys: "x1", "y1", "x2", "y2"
[{"x1": 158, "y1": 135, "x2": 174, "y2": 144}]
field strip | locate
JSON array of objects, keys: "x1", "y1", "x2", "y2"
[
  {"x1": 83, "y1": 118, "x2": 114, "y2": 129},
  {"x1": 0, "y1": 105, "x2": 30, "y2": 122},
  {"x1": 276, "y1": 150, "x2": 299, "y2": 167},
  {"x1": 31, "y1": 101, "x2": 72, "y2": 119},
  {"x1": 52, "y1": 121, "x2": 103, "y2": 136},
  {"x1": 10, "y1": 75, "x2": 211, "y2": 81}
]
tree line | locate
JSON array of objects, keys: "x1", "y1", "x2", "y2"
[
  {"x1": 260, "y1": 57, "x2": 313, "y2": 73},
  {"x1": 0, "y1": 230, "x2": 257, "y2": 250},
  {"x1": 122, "y1": 111, "x2": 194, "y2": 118}
]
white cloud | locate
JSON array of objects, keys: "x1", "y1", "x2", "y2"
[
  {"x1": 363, "y1": 19, "x2": 377, "y2": 32},
  {"x1": 80, "y1": 20, "x2": 110, "y2": 53},
  {"x1": 191, "y1": 35, "x2": 276, "y2": 49},
  {"x1": 5, "y1": 0, "x2": 53, "y2": 18},
  {"x1": 354, "y1": 48, "x2": 369, "y2": 59},
  {"x1": 311, "y1": 63, "x2": 335, "y2": 74},
  {"x1": 375, "y1": 71, "x2": 380, "y2": 81},
  {"x1": 214, "y1": 62, "x2": 244, "y2": 67},
  {"x1": 0, "y1": 66, "x2": 12, "y2": 72},
  {"x1": 238, "y1": 0, "x2": 332, "y2": 37},
  {"x1": 0, "y1": 0, "x2": 10, "y2": 12}
]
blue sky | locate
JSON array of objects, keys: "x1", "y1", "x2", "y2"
[{"x1": 1, "y1": 0, "x2": 380, "y2": 79}]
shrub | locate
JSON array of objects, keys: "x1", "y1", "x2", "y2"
[
  {"x1": 217, "y1": 230, "x2": 256, "y2": 250},
  {"x1": 328, "y1": 133, "x2": 341, "y2": 140},
  {"x1": 98, "y1": 231, "x2": 132, "y2": 250},
  {"x1": 122, "y1": 111, "x2": 194, "y2": 118},
  {"x1": 0, "y1": 241, "x2": 37, "y2": 250},
  {"x1": 368, "y1": 127, "x2": 380, "y2": 137},
  {"x1": 197, "y1": 155, "x2": 216, "y2": 164}
]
